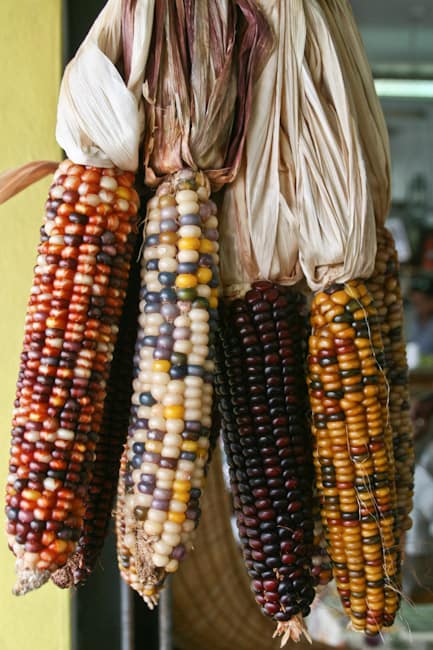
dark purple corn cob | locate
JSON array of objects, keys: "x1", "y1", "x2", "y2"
[{"x1": 215, "y1": 281, "x2": 316, "y2": 644}]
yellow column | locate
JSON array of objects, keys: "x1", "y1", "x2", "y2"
[{"x1": 0, "y1": 2, "x2": 70, "y2": 649}]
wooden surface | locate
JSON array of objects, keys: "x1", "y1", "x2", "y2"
[{"x1": 173, "y1": 449, "x2": 333, "y2": 650}]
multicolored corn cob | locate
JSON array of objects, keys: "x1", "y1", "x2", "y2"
[
  {"x1": 308, "y1": 280, "x2": 400, "y2": 635},
  {"x1": 215, "y1": 282, "x2": 316, "y2": 645},
  {"x1": 5, "y1": 160, "x2": 139, "y2": 594},
  {"x1": 367, "y1": 227, "x2": 414, "y2": 534},
  {"x1": 311, "y1": 494, "x2": 333, "y2": 588},
  {"x1": 116, "y1": 168, "x2": 219, "y2": 606},
  {"x1": 51, "y1": 245, "x2": 141, "y2": 587}
]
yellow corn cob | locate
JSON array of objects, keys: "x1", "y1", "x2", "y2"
[
  {"x1": 5, "y1": 159, "x2": 139, "y2": 594},
  {"x1": 308, "y1": 280, "x2": 400, "y2": 636}
]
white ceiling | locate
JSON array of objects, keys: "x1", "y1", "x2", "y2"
[
  {"x1": 349, "y1": 1, "x2": 433, "y2": 200},
  {"x1": 350, "y1": 0, "x2": 433, "y2": 76},
  {"x1": 351, "y1": 0, "x2": 433, "y2": 28}
]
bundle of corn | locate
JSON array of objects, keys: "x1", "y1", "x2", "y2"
[
  {"x1": 215, "y1": 282, "x2": 315, "y2": 643},
  {"x1": 366, "y1": 227, "x2": 414, "y2": 534},
  {"x1": 308, "y1": 280, "x2": 400, "y2": 635},
  {"x1": 51, "y1": 245, "x2": 141, "y2": 588},
  {"x1": 4, "y1": 0, "x2": 155, "y2": 593},
  {"x1": 3, "y1": 2, "x2": 414, "y2": 647},
  {"x1": 115, "y1": 0, "x2": 273, "y2": 607}
]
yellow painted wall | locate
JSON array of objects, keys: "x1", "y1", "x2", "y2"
[{"x1": 0, "y1": 2, "x2": 70, "y2": 650}]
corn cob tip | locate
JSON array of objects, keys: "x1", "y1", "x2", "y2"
[
  {"x1": 118, "y1": 568, "x2": 160, "y2": 610},
  {"x1": 51, "y1": 552, "x2": 83, "y2": 589},
  {"x1": 134, "y1": 531, "x2": 165, "y2": 604},
  {"x1": 13, "y1": 562, "x2": 50, "y2": 595},
  {"x1": 272, "y1": 615, "x2": 312, "y2": 646},
  {"x1": 142, "y1": 592, "x2": 159, "y2": 610}
]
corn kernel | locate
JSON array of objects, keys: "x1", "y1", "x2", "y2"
[
  {"x1": 173, "y1": 491, "x2": 189, "y2": 503},
  {"x1": 168, "y1": 511, "x2": 186, "y2": 524},
  {"x1": 152, "y1": 360, "x2": 171, "y2": 373},
  {"x1": 197, "y1": 267, "x2": 212, "y2": 284},
  {"x1": 173, "y1": 480, "x2": 191, "y2": 492},
  {"x1": 178, "y1": 237, "x2": 201, "y2": 251},
  {"x1": 164, "y1": 405, "x2": 185, "y2": 420},
  {"x1": 199, "y1": 239, "x2": 214, "y2": 253},
  {"x1": 181, "y1": 441, "x2": 198, "y2": 453},
  {"x1": 175, "y1": 274, "x2": 198, "y2": 289},
  {"x1": 116, "y1": 186, "x2": 132, "y2": 200}
]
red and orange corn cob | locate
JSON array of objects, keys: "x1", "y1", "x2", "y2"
[
  {"x1": 308, "y1": 280, "x2": 400, "y2": 636},
  {"x1": 116, "y1": 169, "x2": 219, "y2": 606},
  {"x1": 5, "y1": 159, "x2": 139, "y2": 594},
  {"x1": 51, "y1": 247, "x2": 141, "y2": 587},
  {"x1": 215, "y1": 282, "x2": 316, "y2": 645}
]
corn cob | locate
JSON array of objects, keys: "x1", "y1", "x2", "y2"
[
  {"x1": 116, "y1": 452, "x2": 136, "y2": 589},
  {"x1": 51, "y1": 245, "x2": 141, "y2": 587},
  {"x1": 215, "y1": 282, "x2": 316, "y2": 645},
  {"x1": 308, "y1": 280, "x2": 400, "y2": 635},
  {"x1": 116, "y1": 168, "x2": 219, "y2": 606},
  {"x1": 366, "y1": 227, "x2": 414, "y2": 534},
  {"x1": 5, "y1": 159, "x2": 139, "y2": 594},
  {"x1": 312, "y1": 495, "x2": 333, "y2": 588}
]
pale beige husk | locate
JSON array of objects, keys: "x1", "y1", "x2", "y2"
[
  {"x1": 220, "y1": 0, "x2": 302, "y2": 290},
  {"x1": 220, "y1": 0, "x2": 378, "y2": 293},
  {"x1": 56, "y1": 0, "x2": 156, "y2": 171},
  {"x1": 317, "y1": 0, "x2": 391, "y2": 225}
]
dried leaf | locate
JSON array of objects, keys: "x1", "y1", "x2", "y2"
[
  {"x1": 122, "y1": 0, "x2": 138, "y2": 83},
  {"x1": 220, "y1": 0, "x2": 377, "y2": 292},
  {"x1": 56, "y1": 0, "x2": 156, "y2": 171},
  {"x1": 317, "y1": 0, "x2": 391, "y2": 224},
  {"x1": 143, "y1": 0, "x2": 273, "y2": 188},
  {"x1": 0, "y1": 161, "x2": 58, "y2": 205}
]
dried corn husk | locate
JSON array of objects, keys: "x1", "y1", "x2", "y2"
[
  {"x1": 56, "y1": 0, "x2": 155, "y2": 171},
  {"x1": 142, "y1": 0, "x2": 273, "y2": 188},
  {"x1": 1, "y1": 1, "x2": 152, "y2": 196},
  {"x1": 317, "y1": 0, "x2": 391, "y2": 224},
  {"x1": 220, "y1": 0, "x2": 303, "y2": 290},
  {"x1": 0, "y1": 161, "x2": 58, "y2": 205},
  {"x1": 296, "y1": 0, "x2": 376, "y2": 291},
  {"x1": 220, "y1": 0, "x2": 376, "y2": 293}
]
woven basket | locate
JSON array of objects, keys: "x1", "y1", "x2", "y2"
[{"x1": 173, "y1": 448, "x2": 333, "y2": 650}]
